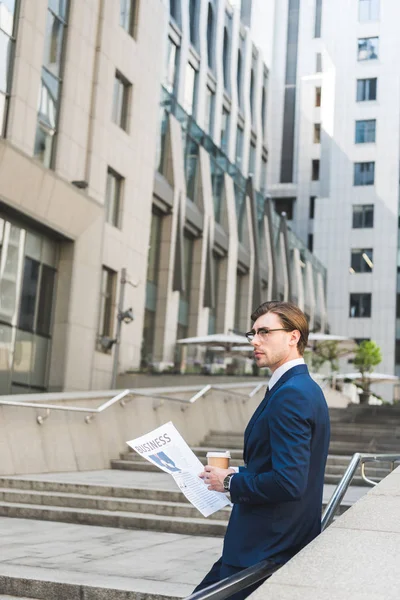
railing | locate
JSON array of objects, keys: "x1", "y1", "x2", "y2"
[
  {"x1": 184, "y1": 452, "x2": 400, "y2": 600},
  {"x1": 321, "y1": 452, "x2": 400, "y2": 531},
  {"x1": 0, "y1": 381, "x2": 267, "y2": 424}
]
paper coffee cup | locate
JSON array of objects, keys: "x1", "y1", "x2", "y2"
[{"x1": 206, "y1": 451, "x2": 231, "y2": 469}]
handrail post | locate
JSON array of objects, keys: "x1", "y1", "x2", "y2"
[{"x1": 321, "y1": 452, "x2": 362, "y2": 532}]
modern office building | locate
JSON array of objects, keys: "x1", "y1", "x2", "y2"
[
  {"x1": 267, "y1": 0, "x2": 400, "y2": 388},
  {"x1": 0, "y1": 0, "x2": 327, "y2": 394},
  {"x1": 0, "y1": 0, "x2": 166, "y2": 393},
  {"x1": 142, "y1": 0, "x2": 328, "y2": 371}
]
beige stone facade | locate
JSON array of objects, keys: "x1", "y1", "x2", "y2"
[{"x1": 0, "y1": 0, "x2": 327, "y2": 393}]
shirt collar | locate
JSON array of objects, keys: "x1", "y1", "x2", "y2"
[{"x1": 268, "y1": 358, "x2": 305, "y2": 390}]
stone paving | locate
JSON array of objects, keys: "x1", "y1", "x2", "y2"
[{"x1": 0, "y1": 470, "x2": 370, "y2": 598}]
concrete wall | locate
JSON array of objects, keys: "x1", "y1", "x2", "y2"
[
  {"x1": 0, "y1": 383, "x2": 264, "y2": 476},
  {"x1": 253, "y1": 465, "x2": 400, "y2": 599}
]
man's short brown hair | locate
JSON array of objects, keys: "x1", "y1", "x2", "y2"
[{"x1": 250, "y1": 301, "x2": 309, "y2": 355}]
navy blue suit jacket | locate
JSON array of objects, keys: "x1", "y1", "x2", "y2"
[{"x1": 222, "y1": 364, "x2": 330, "y2": 568}]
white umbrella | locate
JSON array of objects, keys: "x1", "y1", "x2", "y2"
[
  {"x1": 307, "y1": 333, "x2": 357, "y2": 355},
  {"x1": 309, "y1": 333, "x2": 354, "y2": 343},
  {"x1": 177, "y1": 333, "x2": 250, "y2": 351},
  {"x1": 335, "y1": 372, "x2": 399, "y2": 384}
]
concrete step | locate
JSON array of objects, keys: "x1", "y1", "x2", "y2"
[
  {"x1": 0, "y1": 476, "x2": 183, "y2": 502},
  {"x1": 0, "y1": 487, "x2": 231, "y2": 521},
  {"x1": 114, "y1": 450, "x2": 394, "y2": 483},
  {"x1": 0, "y1": 500, "x2": 228, "y2": 537},
  {"x1": 0, "y1": 573, "x2": 181, "y2": 600}
]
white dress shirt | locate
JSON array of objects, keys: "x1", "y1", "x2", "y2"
[{"x1": 228, "y1": 358, "x2": 305, "y2": 483}]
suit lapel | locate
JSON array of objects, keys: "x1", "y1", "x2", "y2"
[
  {"x1": 244, "y1": 387, "x2": 271, "y2": 451},
  {"x1": 243, "y1": 364, "x2": 309, "y2": 462}
]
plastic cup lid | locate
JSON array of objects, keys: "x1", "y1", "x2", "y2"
[{"x1": 206, "y1": 451, "x2": 231, "y2": 458}]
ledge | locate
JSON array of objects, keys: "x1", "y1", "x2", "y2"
[{"x1": 252, "y1": 466, "x2": 400, "y2": 600}]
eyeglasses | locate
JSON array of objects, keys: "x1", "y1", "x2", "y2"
[{"x1": 245, "y1": 328, "x2": 290, "y2": 342}]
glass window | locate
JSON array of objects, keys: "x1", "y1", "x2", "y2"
[
  {"x1": 314, "y1": 0, "x2": 322, "y2": 37},
  {"x1": 49, "y1": 0, "x2": 68, "y2": 19},
  {"x1": 316, "y1": 52, "x2": 322, "y2": 73},
  {"x1": 211, "y1": 160, "x2": 224, "y2": 223},
  {"x1": 0, "y1": 323, "x2": 13, "y2": 393},
  {"x1": 309, "y1": 196, "x2": 315, "y2": 219},
  {"x1": 112, "y1": 72, "x2": 131, "y2": 131},
  {"x1": 260, "y1": 155, "x2": 267, "y2": 195},
  {"x1": 0, "y1": 0, "x2": 17, "y2": 36},
  {"x1": 220, "y1": 107, "x2": 230, "y2": 153},
  {"x1": 313, "y1": 123, "x2": 321, "y2": 143},
  {"x1": 351, "y1": 248, "x2": 373, "y2": 273},
  {"x1": 235, "y1": 125, "x2": 244, "y2": 171},
  {"x1": 354, "y1": 162, "x2": 375, "y2": 186},
  {"x1": 234, "y1": 271, "x2": 244, "y2": 331},
  {"x1": 147, "y1": 210, "x2": 162, "y2": 284},
  {"x1": 120, "y1": 0, "x2": 138, "y2": 37},
  {"x1": 250, "y1": 69, "x2": 255, "y2": 120},
  {"x1": 315, "y1": 86, "x2": 321, "y2": 107},
  {"x1": 207, "y1": 2, "x2": 214, "y2": 69},
  {"x1": 183, "y1": 62, "x2": 197, "y2": 116},
  {"x1": 261, "y1": 76, "x2": 267, "y2": 138},
  {"x1": 156, "y1": 108, "x2": 168, "y2": 174},
  {"x1": 223, "y1": 27, "x2": 230, "y2": 91},
  {"x1": 357, "y1": 78, "x2": 377, "y2": 101},
  {"x1": 18, "y1": 258, "x2": 40, "y2": 332},
  {"x1": 185, "y1": 135, "x2": 199, "y2": 202},
  {"x1": 248, "y1": 141, "x2": 256, "y2": 176},
  {"x1": 355, "y1": 119, "x2": 376, "y2": 143},
  {"x1": 36, "y1": 264, "x2": 56, "y2": 336},
  {"x1": 204, "y1": 85, "x2": 215, "y2": 136},
  {"x1": 0, "y1": 0, "x2": 18, "y2": 136},
  {"x1": 358, "y1": 37, "x2": 378, "y2": 61},
  {"x1": 34, "y1": 1, "x2": 70, "y2": 167},
  {"x1": 165, "y1": 37, "x2": 178, "y2": 95},
  {"x1": 169, "y1": 0, "x2": 179, "y2": 24},
  {"x1": 235, "y1": 184, "x2": 246, "y2": 241},
  {"x1": 208, "y1": 252, "x2": 221, "y2": 334},
  {"x1": 189, "y1": 0, "x2": 198, "y2": 47},
  {"x1": 274, "y1": 198, "x2": 294, "y2": 220},
  {"x1": 359, "y1": 0, "x2": 380, "y2": 21},
  {"x1": 353, "y1": 205, "x2": 374, "y2": 228},
  {"x1": 237, "y1": 49, "x2": 242, "y2": 108},
  {"x1": 312, "y1": 159, "x2": 320, "y2": 181},
  {"x1": 98, "y1": 267, "x2": 117, "y2": 343},
  {"x1": 43, "y1": 9, "x2": 64, "y2": 77},
  {"x1": 105, "y1": 168, "x2": 123, "y2": 227},
  {"x1": 349, "y1": 293, "x2": 371, "y2": 318}
]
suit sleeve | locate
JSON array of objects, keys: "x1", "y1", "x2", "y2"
[{"x1": 229, "y1": 389, "x2": 312, "y2": 504}]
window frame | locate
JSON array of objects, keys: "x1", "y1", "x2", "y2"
[
  {"x1": 356, "y1": 78, "x2": 377, "y2": 102},
  {"x1": 357, "y1": 36, "x2": 379, "y2": 61},
  {"x1": 112, "y1": 71, "x2": 131, "y2": 131},
  {"x1": 349, "y1": 293, "x2": 372, "y2": 318},
  {"x1": 352, "y1": 204, "x2": 374, "y2": 228},
  {"x1": 354, "y1": 161, "x2": 375, "y2": 186},
  {"x1": 355, "y1": 119, "x2": 376, "y2": 144},
  {"x1": 351, "y1": 248, "x2": 374, "y2": 273},
  {"x1": 105, "y1": 168, "x2": 124, "y2": 228}
]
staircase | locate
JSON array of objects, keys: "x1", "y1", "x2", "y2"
[{"x1": 111, "y1": 405, "x2": 400, "y2": 487}]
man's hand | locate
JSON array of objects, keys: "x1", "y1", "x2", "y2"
[{"x1": 199, "y1": 465, "x2": 236, "y2": 492}]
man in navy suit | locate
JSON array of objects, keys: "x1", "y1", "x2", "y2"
[{"x1": 194, "y1": 301, "x2": 330, "y2": 600}]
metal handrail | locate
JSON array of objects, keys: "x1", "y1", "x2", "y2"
[
  {"x1": 184, "y1": 452, "x2": 400, "y2": 600},
  {"x1": 186, "y1": 560, "x2": 282, "y2": 600},
  {"x1": 0, "y1": 381, "x2": 266, "y2": 423},
  {"x1": 321, "y1": 452, "x2": 400, "y2": 531}
]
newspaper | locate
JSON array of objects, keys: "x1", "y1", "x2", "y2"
[{"x1": 127, "y1": 422, "x2": 231, "y2": 517}]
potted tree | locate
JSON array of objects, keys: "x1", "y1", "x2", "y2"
[{"x1": 353, "y1": 341, "x2": 382, "y2": 404}]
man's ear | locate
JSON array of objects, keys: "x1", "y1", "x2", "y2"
[{"x1": 289, "y1": 330, "x2": 301, "y2": 346}]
